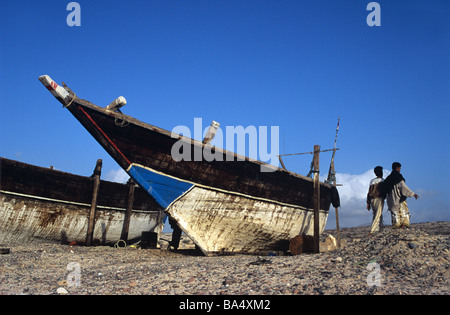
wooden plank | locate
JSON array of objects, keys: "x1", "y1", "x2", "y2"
[
  {"x1": 328, "y1": 117, "x2": 341, "y2": 249},
  {"x1": 331, "y1": 161, "x2": 342, "y2": 248},
  {"x1": 313, "y1": 145, "x2": 320, "y2": 253},
  {"x1": 169, "y1": 217, "x2": 182, "y2": 250},
  {"x1": 120, "y1": 179, "x2": 135, "y2": 242},
  {"x1": 0, "y1": 157, "x2": 162, "y2": 212},
  {"x1": 86, "y1": 159, "x2": 102, "y2": 246}
]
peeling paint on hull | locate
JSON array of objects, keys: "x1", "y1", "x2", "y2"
[
  {"x1": 0, "y1": 157, "x2": 165, "y2": 245},
  {"x1": 168, "y1": 186, "x2": 328, "y2": 255},
  {"x1": 0, "y1": 192, "x2": 163, "y2": 244},
  {"x1": 127, "y1": 164, "x2": 329, "y2": 255}
]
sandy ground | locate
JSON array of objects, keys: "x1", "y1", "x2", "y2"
[{"x1": 0, "y1": 221, "x2": 448, "y2": 295}]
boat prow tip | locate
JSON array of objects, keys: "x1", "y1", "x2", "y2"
[
  {"x1": 38, "y1": 74, "x2": 70, "y2": 104},
  {"x1": 38, "y1": 74, "x2": 50, "y2": 80}
]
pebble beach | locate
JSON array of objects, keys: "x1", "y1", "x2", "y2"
[{"x1": 0, "y1": 221, "x2": 448, "y2": 295}]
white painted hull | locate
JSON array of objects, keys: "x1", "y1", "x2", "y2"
[
  {"x1": 0, "y1": 191, "x2": 164, "y2": 245},
  {"x1": 168, "y1": 186, "x2": 328, "y2": 255}
]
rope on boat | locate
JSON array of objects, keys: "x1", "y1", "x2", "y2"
[
  {"x1": 63, "y1": 88, "x2": 77, "y2": 108},
  {"x1": 114, "y1": 109, "x2": 130, "y2": 127},
  {"x1": 114, "y1": 239, "x2": 127, "y2": 248}
]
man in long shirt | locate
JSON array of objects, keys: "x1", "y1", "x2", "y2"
[
  {"x1": 366, "y1": 166, "x2": 385, "y2": 235},
  {"x1": 384, "y1": 162, "x2": 419, "y2": 229}
]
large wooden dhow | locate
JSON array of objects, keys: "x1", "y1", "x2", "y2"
[
  {"x1": 39, "y1": 75, "x2": 340, "y2": 255},
  {"x1": 0, "y1": 157, "x2": 164, "y2": 244}
]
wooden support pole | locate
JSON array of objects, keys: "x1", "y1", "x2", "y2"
[
  {"x1": 331, "y1": 161, "x2": 342, "y2": 249},
  {"x1": 120, "y1": 179, "x2": 135, "y2": 242},
  {"x1": 169, "y1": 217, "x2": 182, "y2": 250},
  {"x1": 313, "y1": 145, "x2": 320, "y2": 254},
  {"x1": 86, "y1": 159, "x2": 102, "y2": 246}
]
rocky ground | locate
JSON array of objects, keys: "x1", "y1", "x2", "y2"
[{"x1": 0, "y1": 221, "x2": 448, "y2": 295}]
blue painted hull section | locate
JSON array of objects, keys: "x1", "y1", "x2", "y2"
[{"x1": 128, "y1": 165, "x2": 194, "y2": 209}]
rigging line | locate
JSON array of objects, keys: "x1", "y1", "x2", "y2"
[
  {"x1": 78, "y1": 105, "x2": 132, "y2": 165},
  {"x1": 278, "y1": 148, "x2": 340, "y2": 157}
]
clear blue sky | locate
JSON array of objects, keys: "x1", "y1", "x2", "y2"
[{"x1": 1, "y1": 0, "x2": 449, "y2": 227}]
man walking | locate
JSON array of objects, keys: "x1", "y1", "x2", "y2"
[
  {"x1": 366, "y1": 166, "x2": 385, "y2": 235},
  {"x1": 384, "y1": 162, "x2": 419, "y2": 229}
]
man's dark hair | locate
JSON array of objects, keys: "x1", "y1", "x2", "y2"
[
  {"x1": 374, "y1": 166, "x2": 383, "y2": 178},
  {"x1": 392, "y1": 162, "x2": 402, "y2": 171}
]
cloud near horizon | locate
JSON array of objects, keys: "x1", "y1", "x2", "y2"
[
  {"x1": 104, "y1": 168, "x2": 129, "y2": 184},
  {"x1": 327, "y1": 169, "x2": 381, "y2": 229}
]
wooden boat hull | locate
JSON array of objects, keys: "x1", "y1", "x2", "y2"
[
  {"x1": 38, "y1": 75, "x2": 340, "y2": 255},
  {"x1": 168, "y1": 185, "x2": 328, "y2": 254},
  {"x1": 0, "y1": 158, "x2": 164, "y2": 245},
  {"x1": 0, "y1": 192, "x2": 163, "y2": 244}
]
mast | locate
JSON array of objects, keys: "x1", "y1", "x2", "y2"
[
  {"x1": 326, "y1": 117, "x2": 340, "y2": 185},
  {"x1": 325, "y1": 117, "x2": 342, "y2": 248}
]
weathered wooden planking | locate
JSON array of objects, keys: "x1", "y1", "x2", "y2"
[
  {"x1": 168, "y1": 186, "x2": 328, "y2": 255},
  {"x1": 0, "y1": 192, "x2": 163, "y2": 244},
  {"x1": 0, "y1": 157, "x2": 161, "y2": 211},
  {"x1": 67, "y1": 100, "x2": 334, "y2": 211},
  {"x1": 85, "y1": 159, "x2": 102, "y2": 246},
  {"x1": 0, "y1": 157, "x2": 164, "y2": 244}
]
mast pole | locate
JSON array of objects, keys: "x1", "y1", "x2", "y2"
[{"x1": 327, "y1": 117, "x2": 341, "y2": 248}]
